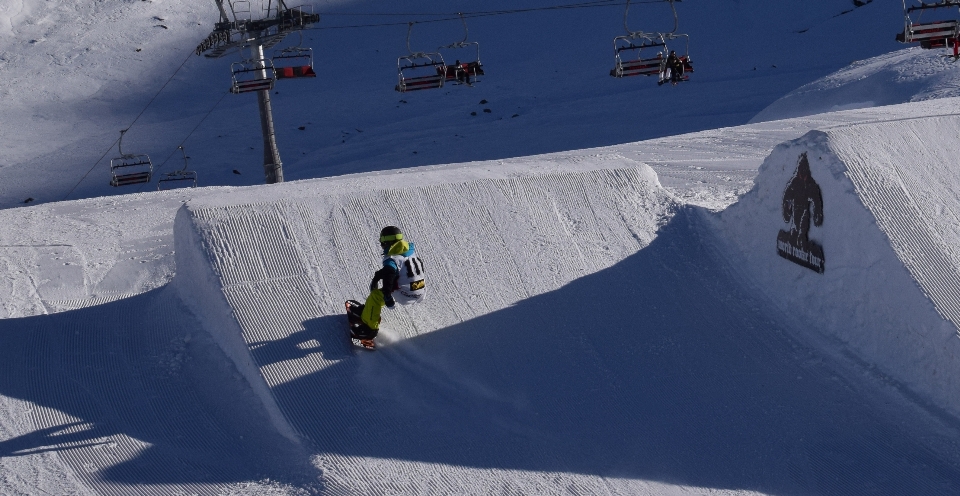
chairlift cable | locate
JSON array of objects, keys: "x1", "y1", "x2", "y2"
[
  {"x1": 307, "y1": 0, "x2": 673, "y2": 31},
  {"x1": 62, "y1": 48, "x2": 196, "y2": 201},
  {"x1": 135, "y1": 90, "x2": 230, "y2": 193},
  {"x1": 317, "y1": 0, "x2": 622, "y2": 17}
]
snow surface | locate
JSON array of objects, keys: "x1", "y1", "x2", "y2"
[
  {"x1": 5, "y1": 0, "x2": 960, "y2": 494},
  {"x1": 752, "y1": 48, "x2": 960, "y2": 123}
]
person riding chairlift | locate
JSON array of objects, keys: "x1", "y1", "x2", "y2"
[{"x1": 663, "y1": 50, "x2": 684, "y2": 86}]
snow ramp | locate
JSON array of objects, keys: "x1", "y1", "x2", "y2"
[
  {"x1": 718, "y1": 113, "x2": 960, "y2": 418},
  {"x1": 173, "y1": 153, "x2": 960, "y2": 494}
]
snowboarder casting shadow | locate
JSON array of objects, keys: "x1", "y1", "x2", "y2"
[
  {"x1": 777, "y1": 152, "x2": 825, "y2": 273},
  {"x1": 347, "y1": 226, "x2": 426, "y2": 348}
]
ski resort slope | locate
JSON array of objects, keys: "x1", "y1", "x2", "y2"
[
  {"x1": 752, "y1": 47, "x2": 960, "y2": 123},
  {"x1": 720, "y1": 113, "x2": 960, "y2": 419},
  {"x1": 5, "y1": 98, "x2": 960, "y2": 494},
  {"x1": 171, "y1": 109, "x2": 960, "y2": 493}
]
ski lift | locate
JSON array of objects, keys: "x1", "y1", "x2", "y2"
[
  {"x1": 438, "y1": 13, "x2": 484, "y2": 86},
  {"x1": 109, "y1": 129, "x2": 153, "y2": 187},
  {"x1": 610, "y1": 0, "x2": 693, "y2": 84},
  {"x1": 157, "y1": 146, "x2": 198, "y2": 191},
  {"x1": 898, "y1": 0, "x2": 960, "y2": 58},
  {"x1": 273, "y1": 32, "x2": 317, "y2": 79},
  {"x1": 611, "y1": 33, "x2": 667, "y2": 78},
  {"x1": 396, "y1": 22, "x2": 446, "y2": 92},
  {"x1": 230, "y1": 57, "x2": 277, "y2": 93}
]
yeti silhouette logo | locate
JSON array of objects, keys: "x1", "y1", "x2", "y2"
[{"x1": 776, "y1": 152, "x2": 825, "y2": 273}]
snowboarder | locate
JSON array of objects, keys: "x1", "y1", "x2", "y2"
[{"x1": 347, "y1": 226, "x2": 426, "y2": 348}]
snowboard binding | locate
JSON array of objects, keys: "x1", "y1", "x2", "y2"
[{"x1": 345, "y1": 300, "x2": 377, "y2": 349}]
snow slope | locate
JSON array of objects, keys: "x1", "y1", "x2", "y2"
[
  {"x1": 167, "y1": 106, "x2": 960, "y2": 493},
  {"x1": 719, "y1": 113, "x2": 960, "y2": 422},
  {"x1": 752, "y1": 47, "x2": 960, "y2": 122},
  {"x1": 5, "y1": 0, "x2": 960, "y2": 494},
  {"x1": 5, "y1": 97, "x2": 960, "y2": 493}
]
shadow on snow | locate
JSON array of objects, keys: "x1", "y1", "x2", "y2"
[
  {"x1": 276, "y1": 207, "x2": 960, "y2": 494},
  {"x1": 0, "y1": 285, "x2": 312, "y2": 490},
  {"x1": 1, "y1": 208, "x2": 959, "y2": 494}
]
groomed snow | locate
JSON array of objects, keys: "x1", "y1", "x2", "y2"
[{"x1": 5, "y1": 0, "x2": 960, "y2": 494}]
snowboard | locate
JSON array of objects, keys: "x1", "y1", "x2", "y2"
[{"x1": 345, "y1": 300, "x2": 376, "y2": 350}]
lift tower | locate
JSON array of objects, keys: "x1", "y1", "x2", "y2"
[{"x1": 196, "y1": 1, "x2": 319, "y2": 184}]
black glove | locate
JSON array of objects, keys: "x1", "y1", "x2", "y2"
[{"x1": 385, "y1": 294, "x2": 395, "y2": 308}]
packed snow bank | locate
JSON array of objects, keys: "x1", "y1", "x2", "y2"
[
  {"x1": 171, "y1": 158, "x2": 676, "y2": 472},
  {"x1": 717, "y1": 114, "x2": 960, "y2": 416},
  {"x1": 751, "y1": 48, "x2": 960, "y2": 123}
]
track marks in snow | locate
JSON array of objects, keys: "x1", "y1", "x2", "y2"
[
  {"x1": 0, "y1": 286, "x2": 311, "y2": 495},
  {"x1": 830, "y1": 121, "x2": 960, "y2": 330},
  {"x1": 181, "y1": 167, "x2": 676, "y2": 492}
]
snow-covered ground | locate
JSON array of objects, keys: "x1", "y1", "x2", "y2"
[{"x1": 5, "y1": 0, "x2": 960, "y2": 494}]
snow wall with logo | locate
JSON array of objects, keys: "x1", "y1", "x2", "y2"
[
  {"x1": 171, "y1": 157, "x2": 677, "y2": 444},
  {"x1": 718, "y1": 115, "x2": 960, "y2": 417}
]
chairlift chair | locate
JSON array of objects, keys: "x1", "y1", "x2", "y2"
[
  {"x1": 898, "y1": 1, "x2": 960, "y2": 57},
  {"x1": 273, "y1": 47, "x2": 316, "y2": 79},
  {"x1": 438, "y1": 13, "x2": 485, "y2": 85},
  {"x1": 109, "y1": 130, "x2": 153, "y2": 187},
  {"x1": 230, "y1": 57, "x2": 277, "y2": 93},
  {"x1": 273, "y1": 32, "x2": 317, "y2": 79},
  {"x1": 396, "y1": 22, "x2": 446, "y2": 92},
  {"x1": 158, "y1": 146, "x2": 198, "y2": 191},
  {"x1": 610, "y1": 0, "x2": 693, "y2": 83},
  {"x1": 611, "y1": 34, "x2": 667, "y2": 78}
]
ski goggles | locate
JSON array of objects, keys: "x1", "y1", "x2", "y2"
[{"x1": 380, "y1": 233, "x2": 404, "y2": 243}]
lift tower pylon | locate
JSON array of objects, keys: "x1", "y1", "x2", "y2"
[{"x1": 196, "y1": 0, "x2": 319, "y2": 184}]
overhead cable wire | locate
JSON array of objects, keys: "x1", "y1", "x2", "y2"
[
  {"x1": 62, "y1": 47, "x2": 196, "y2": 201},
  {"x1": 317, "y1": 0, "x2": 620, "y2": 17},
  {"x1": 135, "y1": 90, "x2": 230, "y2": 193},
  {"x1": 307, "y1": 0, "x2": 674, "y2": 30}
]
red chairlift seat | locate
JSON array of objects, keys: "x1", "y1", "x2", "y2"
[
  {"x1": 443, "y1": 60, "x2": 484, "y2": 82},
  {"x1": 902, "y1": 20, "x2": 959, "y2": 42},
  {"x1": 613, "y1": 53, "x2": 664, "y2": 77},
  {"x1": 276, "y1": 65, "x2": 316, "y2": 79},
  {"x1": 273, "y1": 47, "x2": 316, "y2": 79},
  {"x1": 611, "y1": 36, "x2": 667, "y2": 78},
  {"x1": 437, "y1": 15, "x2": 484, "y2": 86},
  {"x1": 898, "y1": 2, "x2": 960, "y2": 57},
  {"x1": 110, "y1": 156, "x2": 153, "y2": 187}
]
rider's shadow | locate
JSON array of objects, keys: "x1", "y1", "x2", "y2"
[
  {"x1": 248, "y1": 314, "x2": 351, "y2": 366},
  {"x1": 304, "y1": 314, "x2": 353, "y2": 360}
]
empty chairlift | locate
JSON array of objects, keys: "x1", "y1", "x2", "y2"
[
  {"x1": 898, "y1": 0, "x2": 960, "y2": 57},
  {"x1": 230, "y1": 57, "x2": 277, "y2": 93},
  {"x1": 611, "y1": 33, "x2": 668, "y2": 78},
  {"x1": 157, "y1": 146, "x2": 198, "y2": 191},
  {"x1": 396, "y1": 22, "x2": 446, "y2": 92},
  {"x1": 439, "y1": 13, "x2": 484, "y2": 86},
  {"x1": 109, "y1": 129, "x2": 153, "y2": 187},
  {"x1": 273, "y1": 33, "x2": 317, "y2": 79}
]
